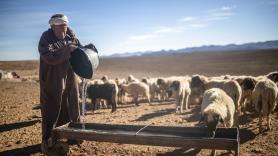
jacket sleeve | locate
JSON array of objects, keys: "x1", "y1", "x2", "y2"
[{"x1": 38, "y1": 31, "x2": 73, "y2": 65}]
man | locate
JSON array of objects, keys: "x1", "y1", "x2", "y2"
[{"x1": 38, "y1": 14, "x2": 81, "y2": 155}]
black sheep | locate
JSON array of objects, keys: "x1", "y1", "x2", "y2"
[{"x1": 87, "y1": 83, "x2": 117, "y2": 112}]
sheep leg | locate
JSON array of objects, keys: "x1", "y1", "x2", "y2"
[
  {"x1": 105, "y1": 100, "x2": 111, "y2": 109},
  {"x1": 122, "y1": 93, "x2": 126, "y2": 104},
  {"x1": 113, "y1": 93, "x2": 117, "y2": 112},
  {"x1": 135, "y1": 96, "x2": 139, "y2": 106},
  {"x1": 180, "y1": 98, "x2": 185, "y2": 113},
  {"x1": 115, "y1": 94, "x2": 118, "y2": 107},
  {"x1": 259, "y1": 114, "x2": 263, "y2": 133},
  {"x1": 183, "y1": 94, "x2": 189, "y2": 110},
  {"x1": 160, "y1": 92, "x2": 164, "y2": 102},
  {"x1": 176, "y1": 97, "x2": 180, "y2": 113},
  {"x1": 151, "y1": 92, "x2": 155, "y2": 102},
  {"x1": 96, "y1": 99, "x2": 101, "y2": 109},
  {"x1": 92, "y1": 99, "x2": 97, "y2": 112},
  {"x1": 110, "y1": 100, "x2": 117, "y2": 113},
  {"x1": 240, "y1": 97, "x2": 247, "y2": 115},
  {"x1": 147, "y1": 95, "x2": 151, "y2": 105},
  {"x1": 157, "y1": 91, "x2": 161, "y2": 101},
  {"x1": 162, "y1": 90, "x2": 166, "y2": 101},
  {"x1": 267, "y1": 115, "x2": 271, "y2": 130},
  {"x1": 234, "y1": 110, "x2": 240, "y2": 128},
  {"x1": 117, "y1": 94, "x2": 121, "y2": 104},
  {"x1": 179, "y1": 92, "x2": 186, "y2": 113},
  {"x1": 100, "y1": 99, "x2": 106, "y2": 109}
]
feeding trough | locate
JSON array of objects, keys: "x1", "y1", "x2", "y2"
[{"x1": 53, "y1": 122, "x2": 239, "y2": 155}]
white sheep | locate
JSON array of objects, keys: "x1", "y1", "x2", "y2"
[
  {"x1": 127, "y1": 74, "x2": 140, "y2": 83},
  {"x1": 119, "y1": 82, "x2": 150, "y2": 106},
  {"x1": 115, "y1": 78, "x2": 127, "y2": 104},
  {"x1": 142, "y1": 77, "x2": 161, "y2": 102},
  {"x1": 156, "y1": 77, "x2": 170, "y2": 101},
  {"x1": 201, "y1": 88, "x2": 235, "y2": 130},
  {"x1": 156, "y1": 76, "x2": 189, "y2": 101},
  {"x1": 168, "y1": 79, "x2": 191, "y2": 113},
  {"x1": 200, "y1": 88, "x2": 235, "y2": 156},
  {"x1": 0, "y1": 70, "x2": 20, "y2": 80},
  {"x1": 191, "y1": 75, "x2": 241, "y2": 126},
  {"x1": 239, "y1": 76, "x2": 258, "y2": 114},
  {"x1": 252, "y1": 78, "x2": 278, "y2": 132}
]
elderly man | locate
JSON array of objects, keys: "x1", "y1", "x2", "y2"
[{"x1": 38, "y1": 14, "x2": 82, "y2": 155}]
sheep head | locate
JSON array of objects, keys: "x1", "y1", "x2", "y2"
[
  {"x1": 241, "y1": 77, "x2": 257, "y2": 91},
  {"x1": 167, "y1": 80, "x2": 180, "y2": 97},
  {"x1": 190, "y1": 75, "x2": 207, "y2": 92},
  {"x1": 128, "y1": 75, "x2": 135, "y2": 82},
  {"x1": 101, "y1": 75, "x2": 108, "y2": 82},
  {"x1": 266, "y1": 71, "x2": 278, "y2": 83},
  {"x1": 157, "y1": 78, "x2": 166, "y2": 86},
  {"x1": 200, "y1": 112, "x2": 223, "y2": 137},
  {"x1": 141, "y1": 78, "x2": 148, "y2": 84}
]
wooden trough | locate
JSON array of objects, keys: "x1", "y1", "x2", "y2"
[{"x1": 53, "y1": 122, "x2": 239, "y2": 156}]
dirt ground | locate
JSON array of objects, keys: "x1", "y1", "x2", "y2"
[{"x1": 0, "y1": 49, "x2": 278, "y2": 156}]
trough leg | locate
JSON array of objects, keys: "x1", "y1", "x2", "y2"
[{"x1": 235, "y1": 141, "x2": 239, "y2": 156}]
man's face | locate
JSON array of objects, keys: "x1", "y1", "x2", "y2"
[{"x1": 52, "y1": 24, "x2": 67, "y2": 40}]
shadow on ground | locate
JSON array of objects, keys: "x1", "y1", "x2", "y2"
[
  {"x1": 239, "y1": 128, "x2": 256, "y2": 144},
  {"x1": 0, "y1": 144, "x2": 41, "y2": 156},
  {"x1": 132, "y1": 108, "x2": 175, "y2": 122},
  {"x1": 157, "y1": 147, "x2": 201, "y2": 156},
  {"x1": 0, "y1": 120, "x2": 40, "y2": 133},
  {"x1": 239, "y1": 112, "x2": 258, "y2": 125},
  {"x1": 182, "y1": 106, "x2": 201, "y2": 123}
]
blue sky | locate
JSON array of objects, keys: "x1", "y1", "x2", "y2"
[{"x1": 0, "y1": 0, "x2": 278, "y2": 60}]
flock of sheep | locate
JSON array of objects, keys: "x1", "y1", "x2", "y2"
[
  {"x1": 0, "y1": 70, "x2": 20, "y2": 80},
  {"x1": 81, "y1": 71, "x2": 278, "y2": 135}
]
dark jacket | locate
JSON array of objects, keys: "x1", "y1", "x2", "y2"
[{"x1": 38, "y1": 27, "x2": 80, "y2": 141}]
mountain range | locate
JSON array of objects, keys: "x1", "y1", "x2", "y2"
[{"x1": 104, "y1": 40, "x2": 278, "y2": 58}]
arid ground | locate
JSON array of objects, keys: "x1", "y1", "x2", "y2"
[{"x1": 0, "y1": 49, "x2": 278, "y2": 156}]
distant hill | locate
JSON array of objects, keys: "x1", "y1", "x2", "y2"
[{"x1": 105, "y1": 40, "x2": 278, "y2": 58}]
